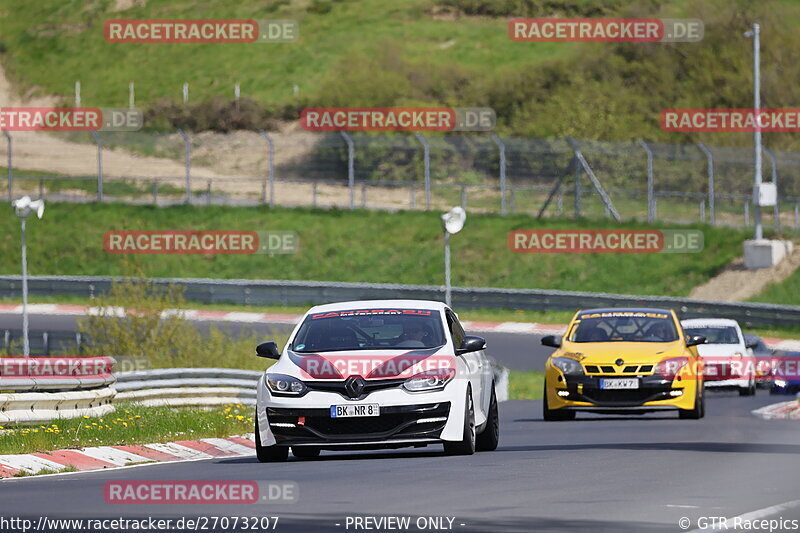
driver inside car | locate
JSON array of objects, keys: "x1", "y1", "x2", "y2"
[
  {"x1": 644, "y1": 321, "x2": 673, "y2": 341},
  {"x1": 396, "y1": 323, "x2": 430, "y2": 347}
]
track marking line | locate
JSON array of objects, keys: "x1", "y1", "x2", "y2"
[{"x1": 688, "y1": 499, "x2": 800, "y2": 533}]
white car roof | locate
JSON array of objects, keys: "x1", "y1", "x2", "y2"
[
  {"x1": 681, "y1": 318, "x2": 741, "y2": 328},
  {"x1": 305, "y1": 299, "x2": 447, "y2": 314}
]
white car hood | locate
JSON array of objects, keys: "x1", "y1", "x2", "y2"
[{"x1": 697, "y1": 344, "x2": 744, "y2": 359}]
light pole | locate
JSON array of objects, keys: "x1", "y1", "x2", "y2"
[
  {"x1": 441, "y1": 207, "x2": 466, "y2": 308},
  {"x1": 12, "y1": 196, "x2": 45, "y2": 357},
  {"x1": 745, "y1": 23, "x2": 762, "y2": 240}
]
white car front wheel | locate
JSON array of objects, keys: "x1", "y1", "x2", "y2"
[
  {"x1": 255, "y1": 420, "x2": 289, "y2": 462},
  {"x1": 443, "y1": 389, "x2": 476, "y2": 456}
]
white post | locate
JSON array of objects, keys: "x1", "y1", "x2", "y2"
[
  {"x1": 129, "y1": 81, "x2": 135, "y2": 108},
  {"x1": 234, "y1": 83, "x2": 241, "y2": 112},
  {"x1": 441, "y1": 207, "x2": 465, "y2": 308},
  {"x1": 183, "y1": 82, "x2": 189, "y2": 105},
  {"x1": 444, "y1": 231, "x2": 451, "y2": 308},
  {"x1": 751, "y1": 23, "x2": 763, "y2": 240},
  {"x1": 20, "y1": 216, "x2": 29, "y2": 357},
  {"x1": 75, "y1": 80, "x2": 81, "y2": 107}
]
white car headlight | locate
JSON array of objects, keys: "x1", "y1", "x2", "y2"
[
  {"x1": 551, "y1": 357, "x2": 584, "y2": 376},
  {"x1": 266, "y1": 373, "x2": 307, "y2": 396},
  {"x1": 403, "y1": 369, "x2": 455, "y2": 392},
  {"x1": 774, "y1": 379, "x2": 788, "y2": 388}
]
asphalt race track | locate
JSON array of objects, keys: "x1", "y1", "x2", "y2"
[
  {"x1": 1, "y1": 396, "x2": 799, "y2": 532},
  {"x1": 1, "y1": 312, "x2": 799, "y2": 532}
]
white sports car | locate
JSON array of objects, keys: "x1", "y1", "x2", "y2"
[
  {"x1": 681, "y1": 318, "x2": 757, "y2": 396},
  {"x1": 254, "y1": 300, "x2": 499, "y2": 461}
]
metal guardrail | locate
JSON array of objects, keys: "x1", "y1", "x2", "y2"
[
  {"x1": 0, "y1": 387, "x2": 116, "y2": 425},
  {"x1": 0, "y1": 357, "x2": 116, "y2": 391},
  {"x1": 114, "y1": 368, "x2": 260, "y2": 408},
  {"x1": 1, "y1": 275, "x2": 799, "y2": 327}
]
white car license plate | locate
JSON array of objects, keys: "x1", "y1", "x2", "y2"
[
  {"x1": 330, "y1": 404, "x2": 380, "y2": 418},
  {"x1": 600, "y1": 378, "x2": 639, "y2": 390}
]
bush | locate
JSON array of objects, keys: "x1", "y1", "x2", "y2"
[
  {"x1": 437, "y1": 0, "x2": 637, "y2": 17},
  {"x1": 76, "y1": 278, "x2": 285, "y2": 370},
  {"x1": 143, "y1": 97, "x2": 284, "y2": 133}
]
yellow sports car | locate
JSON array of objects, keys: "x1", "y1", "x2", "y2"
[{"x1": 541, "y1": 308, "x2": 706, "y2": 420}]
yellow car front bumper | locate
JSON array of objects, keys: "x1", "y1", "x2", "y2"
[{"x1": 544, "y1": 366, "x2": 699, "y2": 412}]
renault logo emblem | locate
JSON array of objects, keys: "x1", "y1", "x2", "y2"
[
  {"x1": 345, "y1": 376, "x2": 366, "y2": 398},
  {"x1": 615, "y1": 358, "x2": 625, "y2": 366}
]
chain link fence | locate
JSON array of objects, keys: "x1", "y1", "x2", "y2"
[{"x1": 2, "y1": 129, "x2": 800, "y2": 230}]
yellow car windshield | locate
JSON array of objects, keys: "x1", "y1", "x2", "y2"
[{"x1": 569, "y1": 314, "x2": 678, "y2": 343}]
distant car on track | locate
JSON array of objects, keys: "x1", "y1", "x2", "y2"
[
  {"x1": 682, "y1": 318, "x2": 757, "y2": 396},
  {"x1": 541, "y1": 308, "x2": 706, "y2": 420},
  {"x1": 253, "y1": 300, "x2": 499, "y2": 461},
  {"x1": 743, "y1": 333, "x2": 777, "y2": 388},
  {"x1": 770, "y1": 351, "x2": 800, "y2": 395}
]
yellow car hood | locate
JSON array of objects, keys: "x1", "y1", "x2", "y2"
[{"x1": 559, "y1": 340, "x2": 685, "y2": 365}]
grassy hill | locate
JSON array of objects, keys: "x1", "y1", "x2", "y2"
[
  {"x1": 2, "y1": 0, "x2": 800, "y2": 148},
  {"x1": 0, "y1": 203, "x2": 746, "y2": 296}
]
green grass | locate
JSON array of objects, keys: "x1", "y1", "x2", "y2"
[
  {"x1": 0, "y1": 403, "x2": 254, "y2": 455},
  {"x1": 13, "y1": 466, "x2": 78, "y2": 477},
  {"x1": 0, "y1": 203, "x2": 748, "y2": 297},
  {"x1": 750, "y1": 270, "x2": 800, "y2": 307},
  {"x1": 0, "y1": 0, "x2": 576, "y2": 110},
  {"x1": 508, "y1": 370, "x2": 544, "y2": 400}
]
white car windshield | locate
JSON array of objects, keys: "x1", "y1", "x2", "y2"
[
  {"x1": 684, "y1": 326, "x2": 740, "y2": 345},
  {"x1": 291, "y1": 309, "x2": 447, "y2": 352}
]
